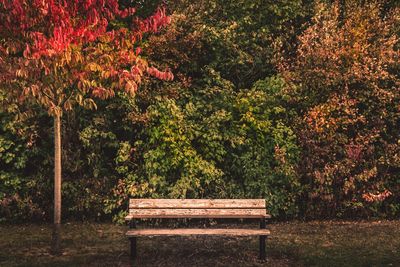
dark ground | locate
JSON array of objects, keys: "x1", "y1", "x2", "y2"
[{"x1": 0, "y1": 220, "x2": 399, "y2": 267}]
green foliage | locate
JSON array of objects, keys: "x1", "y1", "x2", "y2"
[
  {"x1": 0, "y1": 90, "x2": 48, "y2": 221},
  {"x1": 106, "y1": 72, "x2": 300, "y2": 219},
  {"x1": 225, "y1": 77, "x2": 300, "y2": 216},
  {"x1": 148, "y1": 0, "x2": 312, "y2": 88},
  {"x1": 1, "y1": 0, "x2": 399, "y2": 222}
]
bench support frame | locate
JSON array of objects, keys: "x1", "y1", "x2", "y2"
[
  {"x1": 259, "y1": 218, "x2": 267, "y2": 261},
  {"x1": 129, "y1": 220, "x2": 137, "y2": 260},
  {"x1": 126, "y1": 199, "x2": 270, "y2": 261}
]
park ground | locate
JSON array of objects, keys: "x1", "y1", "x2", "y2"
[{"x1": 0, "y1": 220, "x2": 399, "y2": 267}]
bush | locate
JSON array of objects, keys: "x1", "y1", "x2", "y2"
[
  {"x1": 106, "y1": 71, "x2": 300, "y2": 220},
  {"x1": 281, "y1": 1, "x2": 400, "y2": 218}
]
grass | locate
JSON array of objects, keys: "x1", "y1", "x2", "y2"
[{"x1": 0, "y1": 220, "x2": 399, "y2": 266}]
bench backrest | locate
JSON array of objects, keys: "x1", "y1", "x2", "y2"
[{"x1": 128, "y1": 199, "x2": 269, "y2": 219}]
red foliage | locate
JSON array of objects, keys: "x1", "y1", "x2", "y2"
[
  {"x1": 147, "y1": 66, "x2": 174, "y2": 81},
  {"x1": 0, "y1": 1, "x2": 170, "y2": 58},
  {"x1": 0, "y1": 1, "x2": 173, "y2": 115},
  {"x1": 135, "y1": 7, "x2": 171, "y2": 35},
  {"x1": 362, "y1": 190, "x2": 392, "y2": 203}
]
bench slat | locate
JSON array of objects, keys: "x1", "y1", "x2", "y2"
[
  {"x1": 126, "y1": 228, "x2": 270, "y2": 236},
  {"x1": 128, "y1": 208, "x2": 267, "y2": 218},
  {"x1": 129, "y1": 199, "x2": 265, "y2": 209}
]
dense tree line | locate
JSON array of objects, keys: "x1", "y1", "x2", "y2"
[{"x1": 1, "y1": 0, "x2": 399, "y2": 222}]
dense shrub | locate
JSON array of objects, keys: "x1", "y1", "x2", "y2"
[
  {"x1": 105, "y1": 72, "x2": 300, "y2": 220},
  {"x1": 281, "y1": 1, "x2": 400, "y2": 218}
]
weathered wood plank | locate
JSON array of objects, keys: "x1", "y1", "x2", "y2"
[
  {"x1": 124, "y1": 214, "x2": 272, "y2": 220},
  {"x1": 126, "y1": 228, "x2": 271, "y2": 236},
  {"x1": 128, "y1": 208, "x2": 268, "y2": 218},
  {"x1": 129, "y1": 199, "x2": 266, "y2": 209}
]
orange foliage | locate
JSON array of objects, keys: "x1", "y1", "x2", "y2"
[{"x1": 281, "y1": 1, "x2": 400, "y2": 217}]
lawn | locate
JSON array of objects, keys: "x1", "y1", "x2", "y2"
[{"x1": 0, "y1": 220, "x2": 399, "y2": 267}]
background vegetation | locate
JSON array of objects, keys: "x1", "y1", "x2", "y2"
[{"x1": 1, "y1": 0, "x2": 399, "y2": 222}]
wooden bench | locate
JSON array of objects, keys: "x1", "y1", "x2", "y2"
[{"x1": 125, "y1": 199, "x2": 271, "y2": 261}]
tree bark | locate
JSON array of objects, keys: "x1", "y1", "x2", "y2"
[
  {"x1": 338, "y1": 0, "x2": 345, "y2": 26},
  {"x1": 51, "y1": 113, "x2": 62, "y2": 255}
]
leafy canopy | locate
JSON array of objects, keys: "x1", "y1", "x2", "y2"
[{"x1": 0, "y1": 0, "x2": 173, "y2": 117}]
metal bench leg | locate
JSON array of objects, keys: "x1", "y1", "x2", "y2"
[
  {"x1": 129, "y1": 220, "x2": 137, "y2": 260},
  {"x1": 130, "y1": 237, "x2": 137, "y2": 260},
  {"x1": 259, "y1": 218, "x2": 266, "y2": 261},
  {"x1": 259, "y1": 235, "x2": 266, "y2": 261}
]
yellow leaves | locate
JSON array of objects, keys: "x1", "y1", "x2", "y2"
[
  {"x1": 77, "y1": 79, "x2": 95, "y2": 94},
  {"x1": 63, "y1": 100, "x2": 72, "y2": 111},
  {"x1": 76, "y1": 94, "x2": 84, "y2": 105},
  {"x1": 71, "y1": 49, "x2": 84, "y2": 64},
  {"x1": 100, "y1": 68, "x2": 117, "y2": 79},
  {"x1": 30, "y1": 85, "x2": 39, "y2": 97},
  {"x1": 274, "y1": 145, "x2": 287, "y2": 165},
  {"x1": 83, "y1": 98, "x2": 97, "y2": 110},
  {"x1": 15, "y1": 69, "x2": 28, "y2": 78},
  {"x1": 86, "y1": 62, "x2": 102, "y2": 72},
  {"x1": 124, "y1": 80, "x2": 137, "y2": 96},
  {"x1": 101, "y1": 71, "x2": 111, "y2": 79},
  {"x1": 75, "y1": 94, "x2": 97, "y2": 109},
  {"x1": 90, "y1": 87, "x2": 115, "y2": 100},
  {"x1": 55, "y1": 49, "x2": 74, "y2": 66}
]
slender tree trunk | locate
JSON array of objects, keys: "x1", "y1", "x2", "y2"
[
  {"x1": 51, "y1": 113, "x2": 62, "y2": 255},
  {"x1": 338, "y1": 0, "x2": 345, "y2": 26}
]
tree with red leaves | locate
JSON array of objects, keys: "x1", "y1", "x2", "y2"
[{"x1": 0, "y1": 0, "x2": 172, "y2": 254}]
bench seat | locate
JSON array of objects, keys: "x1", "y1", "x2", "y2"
[
  {"x1": 126, "y1": 228, "x2": 271, "y2": 236},
  {"x1": 125, "y1": 209, "x2": 271, "y2": 219}
]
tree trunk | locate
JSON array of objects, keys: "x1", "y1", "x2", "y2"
[
  {"x1": 338, "y1": 0, "x2": 345, "y2": 25},
  {"x1": 51, "y1": 113, "x2": 62, "y2": 255}
]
